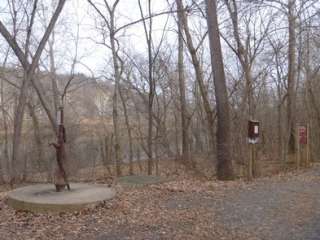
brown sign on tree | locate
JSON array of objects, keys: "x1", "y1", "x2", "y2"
[{"x1": 248, "y1": 120, "x2": 260, "y2": 144}]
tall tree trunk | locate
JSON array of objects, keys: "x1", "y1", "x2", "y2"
[
  {"x1": 147, "y1": 1, "x2": 154, "y2": 175},
  {"x1": 110, "y1": 14, "x2": 122, "y2": 177},
  {"x1": 206, "y1": 0, "x2": 234, "y2": 180},
  {"x1": 147, "y1": 60, "x2": 154, "y2": 175},
  {"x1": 287, "y1": 0, "x2": 297, "y2": 154},
  {"x1": 176, "y1": 0, "x2": 189, "y2": 162}
]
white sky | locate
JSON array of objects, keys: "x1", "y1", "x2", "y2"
[
  {"x1": 0, "y1": 0, "x2": 180, "y2": 76},
  {"x1": 1, "y1": 0, "x2": 319, "y2": 82},
  {"x1": 61, "y1": 0, "x2": 178, "y2": 76}
]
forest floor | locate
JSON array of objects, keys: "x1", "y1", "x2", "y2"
[{"x1": 1, "y1": 164, "x2": 320, "y2": 240}]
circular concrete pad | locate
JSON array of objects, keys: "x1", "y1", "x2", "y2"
[
  {"x1": 117, "y1": 175, "x2": 167, "y2": 187},
  {"x1": 7, "y1": 183, "x2": 115, "y2": 213}
]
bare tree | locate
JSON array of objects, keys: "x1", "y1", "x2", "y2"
[
  {"x1": 176, "y1": 0, "x2": 190, "y2": 163},
  {"x1": 222, "y1": 0, "x2": 272, "y2": 178},
  {"x1": 88, "y1": 0, "x2": 122, "y2": 176},
  {"x1": 0, "y1": 0, "x2": 66, "y2": 183},
  {"x1": 177, "y1": 0, "x2": 216, "y2": 156},
  {"x1": 286, "y1": 0, "x2": 297, "y2": 155},
  {"x1": 206, "y1": 0, "x2": 234, "y2": 180},
  {"x1": 137, "y1": 0, "x2": 156, "y2": 175}
]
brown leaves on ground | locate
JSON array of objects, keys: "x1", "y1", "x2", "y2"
[
  {"x1": 0, "y1": 178, "x2": 240, "y2": 240},
  {"x1": 1, "y1": 165, "x2": 320, "y2": 240}
]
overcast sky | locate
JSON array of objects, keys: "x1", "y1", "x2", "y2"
[
  {"x1": 1, "y1": 0, "x2": 318, "y2": 83},
  {"x1": 0, "y1": 0, "x2": 181, "y2": 76},
  {"x1": 60, "y1": 0, "x2": 178, "y2": 76}
]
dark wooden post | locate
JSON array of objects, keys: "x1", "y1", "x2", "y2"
[
  {"x1": 248, "y1": 120, "x2": 260, "y2": 180},
  {"x1": 51, "y1": 107, "x2": 70, "y2": 192}
]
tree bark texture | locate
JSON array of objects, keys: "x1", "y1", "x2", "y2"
[{"x1": 206, "y1": 0, "x2": 234, "y2": 180}]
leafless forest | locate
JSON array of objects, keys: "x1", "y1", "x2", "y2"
[{"x1": 0, "y1": 0, "x2": 319, "y2": 184}]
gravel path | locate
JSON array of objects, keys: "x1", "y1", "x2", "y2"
[
  {"x1": 213, "y1": 167, "x2": 320, "y2": 240},
  {"x1": 163, "y1": 166, "x2": 320, "y2": 240}
]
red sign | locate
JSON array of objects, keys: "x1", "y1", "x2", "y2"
[{"x1": 299, "y1": 126, "x2": 307, "y2": 145}]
